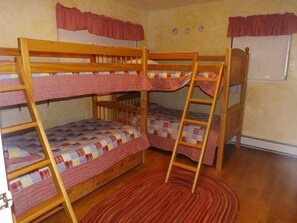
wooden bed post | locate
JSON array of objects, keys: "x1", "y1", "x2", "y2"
[
  {"x1": 216, "y1": 48, "x2": 232, "y2": 171},
  {"x1": 90, "y1": 55, "x2": 100, "y2": 119},
  {"x1": 140, "y1": 47, "x2": 149, "y2": 163},
  {"x1": 235, "y1": 47, "x2": 249, "y2": 148},
  {"x1": 18, "y1": 38, "x2": 34, "y2": 95},
  {"x1": 216, "y1": 47, "x2": 249, "y2": 170}
]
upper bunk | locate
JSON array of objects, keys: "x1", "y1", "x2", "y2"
[
  {"x1": 147, "y1": 48, "x2": 248, "y2": 93},
  {"x1": 146, "y1": 51, "x2": 229, "y2": 97},
  {"x1": 0, "y1": 38, "x2": 152, "y2": 107},
  {"x1": 147, "y1": 51, "x2": 198, "y2": 91}
]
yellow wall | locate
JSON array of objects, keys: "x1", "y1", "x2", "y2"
[
  {"x1": 1, "y1": 0, "x2": 296, "y2": 148},
  {"x1": 0, "y1": 0, "x2": 148, "y2": 129},
  {"x1": 147, "y1": 0, "x2": 297, "y2": 146}
]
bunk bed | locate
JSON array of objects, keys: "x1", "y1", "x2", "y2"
[
  {"x1": 115, "y1": 48, "x2": 249, "y2": 170},
  {"x1": 0, "y1": 39, "x2": 151, "y2": 219}
]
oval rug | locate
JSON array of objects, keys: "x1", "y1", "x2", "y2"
[{"x1": 82, "y1": 169, "x2": 239, "y2": 223}]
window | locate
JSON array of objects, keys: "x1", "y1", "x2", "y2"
[{"x1": 232, "y1": 35, "x2": 291, "y2": 83}]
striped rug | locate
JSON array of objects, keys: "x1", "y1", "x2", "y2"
[{"x1": 82, "y1": 169, "x2": 239, "y2": 223}]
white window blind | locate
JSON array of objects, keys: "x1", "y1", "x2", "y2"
[
  {"x1": 58, "y1": 29, "x2": 137, "y2": 47},
  {"x1": 232, "y1": 35, "x2": 291, "y2": 82}
]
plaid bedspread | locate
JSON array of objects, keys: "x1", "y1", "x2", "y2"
[
  {"x1": 147, "y1": 70, "x2": 219, "y2": 94},
  {"x1": 147, "y1": 104, "x2": 220, "y2": 144},
  {"x1": 3, "y1": 119, "x2": 142, "y2": 193}
]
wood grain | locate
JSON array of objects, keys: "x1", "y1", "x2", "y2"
[{"x1": 39, "y1": 145, "x2": 297, "y2": 223}]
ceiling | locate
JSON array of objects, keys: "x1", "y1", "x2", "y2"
[{"x1": 117, "y1": 0, "x2": 222, "y2": 11}]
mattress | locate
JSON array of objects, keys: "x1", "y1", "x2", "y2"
[
  {"x1": 3, "y1": 118, "x2": 149, "y2": 216},
  {"x1": 147, "y1": 103, "x2": 220, "y2": 165},
  {"x1": 147, "y1": 70, "x2": 220, "y2": 96},
  {"x1": 0, "y1": 70, "x2": 153, "y2": 107}
]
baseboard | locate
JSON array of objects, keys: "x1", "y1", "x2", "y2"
[{"x1": 231, "y1": 135, "x2": 297, "y2": 158}]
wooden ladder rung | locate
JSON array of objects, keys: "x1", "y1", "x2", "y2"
[
  {"x1": 194, "y1": 77, "x2": 218, "y2": 82},
  {"x1": 178, "y1": 141, "x2": 203, "y2": 149},
  {"x1": 184, "y1": 118, "x2": 208, "y2": 126},
  {"x1": 7, "y1": 159, "x2": 51, "y2": 180},
  {"x1": 166, "y1": 62, "x2": 224, "y2": 193},
  {"x1": 1, "y1": 48, "x2": 77, "y2": 222},
  {"x1": 16, "y1": 195, "x2": 65, "y2": 223},
  {"x1": 189, "y1": 98, "x2": 213, "y2": 104},
  {"x1": 1, "y1": 121, "x2": 38, "y2": 134},
  {"x1": 0, "y1": 85, "x2": 26, "y2": 92},
  {"x1": 173, "y1": 161, "x2": 197, "y2": 172}
]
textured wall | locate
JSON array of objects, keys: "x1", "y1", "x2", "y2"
[
  {"x1": 1, "y1": 0, "x2": 296, "y2": 147},
  {"x1": 147, "y1": 0, "x2": 297, "y2": 146}
]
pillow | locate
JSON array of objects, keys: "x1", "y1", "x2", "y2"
[
  {"x1": 148, "y1": 59, "x2": 159, "y2": 65},
  {"x1": 198, "y1": 71, "x2": 217, "y2": 79},
  {"x1": 3, "y1": 145, "x2": 31, "y2": 159}
]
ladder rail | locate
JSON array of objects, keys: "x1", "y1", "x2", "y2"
[
  {"x1": 15, "y1": 57, "x2": 78, "y2": 222},
  {"x1": 191, "y1": 62, "x2": 224, "y2": 192},
  {"x1": 165, "y1": 61, "x2": 224, "y2": 193},
  {"x1": 165, "y1": 62, "x2": 200, "y2": 183},
  {"x1": 0, "y1": 55, "x2": 77, "y2": 222}
]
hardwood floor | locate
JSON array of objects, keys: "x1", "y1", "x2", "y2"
[{"x1": 41, "y1": 145, "x2": 297, "y2": 223}]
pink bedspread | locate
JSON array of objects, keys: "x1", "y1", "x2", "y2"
[
  {"x1": 0, "y1": 73, "x2": 153, "y2": 107},
  {"x1": 147, "y1": 103, "x2": 220, "y2": 165},
  {"x1": 147, "y1": 70, "x2": 221, "y2": 96},
  {"x1": 147, "y1": 70, "x2": 191, "y2": 91}
]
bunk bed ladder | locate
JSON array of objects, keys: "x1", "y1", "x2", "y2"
[
  {"x1": 165, "y1": 62, "x2": 224, "y2": 193},
  {"x1": 0, "y1": 57, "x2": 77, "y2": 223}
]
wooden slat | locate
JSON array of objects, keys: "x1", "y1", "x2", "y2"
[
  {"x1": 194, "y1": 77, "x2": 218, "y2": 82},
  {"x1": 0, "y1": 85, "x2": 26, "y2": 92},
  {"x1": 16, "y1": 195, "x2": 64, "y2": 223},
  {"x1": 172, "y1": 161, "x2": 197, "y2": 172},
  {"x1": 149, "y1": 52, "x2": 197, "y2": 60},
  {"x1": 0, "y1": 47, "x2": 19, "y2": 56},
  {"x1": 178, "y1": 141, "x2": 203, "y2": 150},
  {"x1": 7, "y1": 159, "x2": 51, "y2": 180},
  {"x1": 198, "y1": 55, "x2": 225, "y2": 61},
  {"x1": 189, "y1": 98, "x2": 213, "y2": 105},
  {"x1": 0, "y1": 61, "x2": 18, "y2": 74},
  {"x1": 183, "y1": 119, "x2": 208, "y2": 126},
  {"x1": 30, "y1": 62, "x2": 143, "y2": 73},
  {"x1": 1, "y1": 122, "x2": 38, "y2": 134},
  {"x1": 148, "y1": 64, "x2": 192, "y2": 71},
  {"x1": 20, "y1": 38, "x2": 143, "y2": 57},
  {"x1": 96, "y1": 101, "x2": 141, "y2": 113}
]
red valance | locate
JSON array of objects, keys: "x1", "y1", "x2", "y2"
[
  {"x1": 227, "y1": 13, "x2": 297, "y2": 37},
  {"x1": 56, "y1": 3, "x2": 145, "y2": 41}
]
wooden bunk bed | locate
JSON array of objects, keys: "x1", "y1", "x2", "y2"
[
  {"x1": 114, "y1": 48, "x2": 249, "y2": 171},
  {"x1": 0, "y1": 39, "x2": 151, "y2": 221}
]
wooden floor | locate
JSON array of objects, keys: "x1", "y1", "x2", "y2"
[{"x1": 41, "y1": 145, "x2": 297, "y2": 223}]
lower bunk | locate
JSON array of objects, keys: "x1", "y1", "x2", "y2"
[
  {"x1": 3, "y1": 101, "x2": 149, "y2": 219},
  {"x1": 147, "y1": 103, "x2": 220, "y2": 166},
  {"x1": 113, "y1": 47, "x2": 249, "y2": 170}
]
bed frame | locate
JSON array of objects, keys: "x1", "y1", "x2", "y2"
[
  {"x1": 0, "y1": 39, "x2": 150, "y2": 221},
  {"x1": 114, "y1": 48, "x2": 249, "y2": 170},
  {"x1": 216, "y1": 47, "x2": 249, "y2": 170},
  {"x1": 150, "y1": 48, "x2": 249, "y2": 170}
]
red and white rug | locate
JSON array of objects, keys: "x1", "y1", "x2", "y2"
[{"x1": 82, "y1": 169, "x2": 239, "y2": 223}]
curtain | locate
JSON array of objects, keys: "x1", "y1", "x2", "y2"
[
  {"x1": 228, "y1": 13, "x2": 297, "y2": 37},
  {"x1": 56, "y1": 3, "x2": 145, "y2": 41}
]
